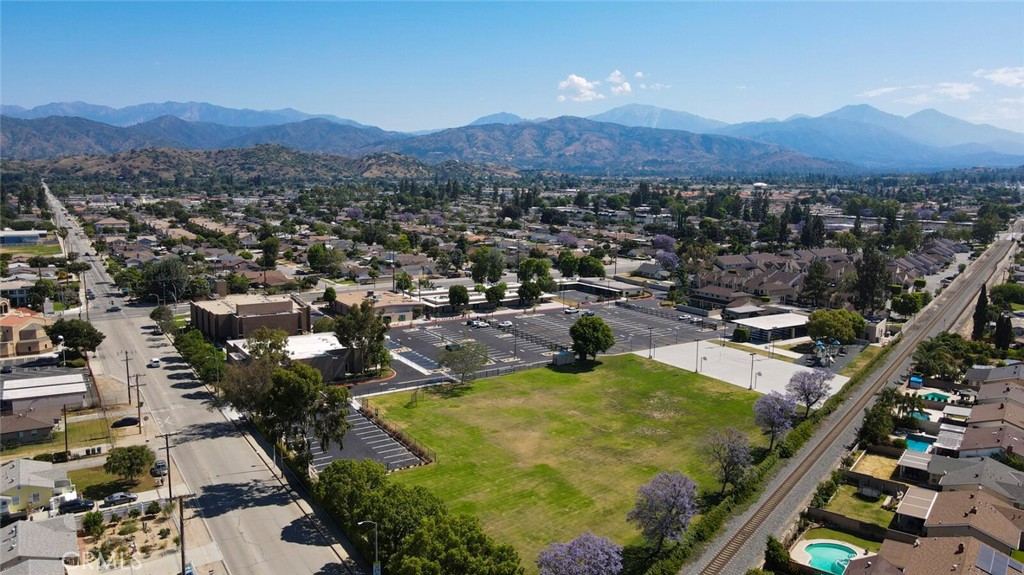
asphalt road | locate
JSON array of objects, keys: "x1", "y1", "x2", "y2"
[{"x1": 46, "y1": 185, "x2": 361, "y2": 575}]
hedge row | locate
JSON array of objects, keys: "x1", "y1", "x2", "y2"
[{"x1": 640, "y1": 342, "x2": 895, "y2": 574}]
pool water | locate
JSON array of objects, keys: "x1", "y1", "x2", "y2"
[
  {"x1": 806, "y1": 542, "x2": 857, "y2": 574},
  {"x1": 921, "y1": 392, "x2": 950, "y2": 402},
  {"x1": 906, "y1": 435, "x2": 936, "y2": 453},
  {"x1": 911, "y1": 411, "x2": 931, "y2": 421}
]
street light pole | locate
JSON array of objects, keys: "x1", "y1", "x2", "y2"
[
  {"x1": 358, "y1": 520, "x2": 380, "y2": 575},
  {"x1": 648, "y1": 326, "x2": 653, "y2": 359},
  {"x1": 749, "y1": 353, "x2": 756, "y2": 390},
  {"x1": 694, "y1": 338, "x2": 700, "y2": 372}
]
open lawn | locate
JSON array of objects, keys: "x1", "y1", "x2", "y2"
[
  {"x1": 369, "y1": 355, "x2": 764, "y2": 571},
  {"x1": 840, "y1": 345, "x2": 883, "y2": 377},
  {"x1": 825, "y1": 485, "x2": 895, "y2": 528},
  {"x1": 851, "y1": 453, "x2": 904, "y2": 482},
  {"x1": 69, "y1": 464, "x2": 160, "y2": 500},
  {"x1": 0, "y1": 417, "x2": 112, "y2": 460},
  {"x1": 0, "y1": 243, "x2": 63, "y2": 257}
]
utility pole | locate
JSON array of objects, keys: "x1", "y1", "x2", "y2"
[
  {"x1": 134, "y1": 374, "x2": 144, "y2": 434},
  {"x1": 156, "y1": 433, "x2": 177, "y2": 500},
  {"x1": 123, "y1": 350, "x2": 132, "y2": 405},
  {"x1": 62, "y1": 406, "x2": 69, "y2": 457},
  {"x1": 178, "y1": 494, "x2": 195, "y2": 575}
]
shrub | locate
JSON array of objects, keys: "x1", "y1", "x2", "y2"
[
  {"x1": 82, "y1": 510, "x2": 105, "y2": 538},
  {"x1": 108, "y1": 513, "x2": 120, "y2": 524},
  {"x1": 117, "y1": 520, "x2": 138, "y2": 536},
  {"x1": 32, "y1": 452, "x2": 54, "y2": 462},
  {"x1": 145, "y1": 501, "x2": 161, "y2": 516},
  {"x1": 128, "y1": 508, "x2": 141, "y2": 519},
  {"x1": 733, "y1": 327, "x2": 751, "y2": 343},
  {"x1": 764, "y1": 535, "x2": 792, "y2": 574},
  {"x1": 158, "y1": 528, "x2": 171, "y2": 539},
  {"x1": 892, "y1": 438, "x2": 908, "y2": 450}
]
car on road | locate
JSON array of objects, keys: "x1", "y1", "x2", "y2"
[
  {"x1": 582, "y1": 310, "x2": 596, "y2": 317},
  {"x1": 111, "y1": 416, "x2": 140, "y2": 428},
  {"x1": 497, "y1": 320, "x2": 513, "y2": 328},
  {"x1": 564, "y1": 307, "x2": 579, "y2": 314},
  {"x1": 107, "y1": 305, "x2": 121, "y2": 312},
  {"x1": 148, "y1": 359, "x2": 161, "y2": 368},
  {"x1": 475, "y1": 321, "x2": 490, "y2": 328},
  {"x1": 102, "y1": 492, "x2": 138, "y2": 507},
  {"x1": 0, "y1": 365, "x2": 11, "y2": 374},
  {"x1": 58, "y1": 498, "x2": 95, "y2": 514},
  {"x1": 678, "y1": 315, "x2": 691, "y2": 322},
  {"x1": 151, "y1": 460, "x2": 168, "y2": 477}
]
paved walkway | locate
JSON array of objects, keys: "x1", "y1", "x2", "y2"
[{"x1": 638, "y1": 341, "x2": 849, "y2": 397}]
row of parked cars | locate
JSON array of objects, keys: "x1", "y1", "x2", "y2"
[{"x1": 466, "y1": 319, "x2": 514, "y2": 328}]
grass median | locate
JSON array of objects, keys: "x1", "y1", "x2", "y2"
[{"x1": 368, "y1": 354, "x2": 764, "y2": 571}]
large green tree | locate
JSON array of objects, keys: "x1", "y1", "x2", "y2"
[
  {"x1": 517, "y1": 281, "x2": 542, "y2": 306},
  {"x1": 45, "y1": 318, "x2": 106, "y2": 353},
  {"x1": 313, "y1": 459, "x2": 388, "y2": 530},
  {"x1": 103, "y1": 446, "x2": 156, "y2": 483},
  {"x1": 471, "y1": 247, "x2": 506, "y2": 284},
  {"x1": 569, "y1": 316, "x2": 615, "y2": 360},
  {"x1": 437, "y1": 341, "x2": 488, "y2": 384},
  {"x1": 577, "y1": 256, "x2": 605, "y2": 278},
  {"x1": 806, "y1": 309, "x2": 865, "y2": 344},
  {"x1": 484, "y1": 283, "x2": 507, "y2": 308},
  {"x1": 448, "y1": 285, "x2": 470, "y2": 313},
  {"x1": 389, "y1": 514, "x2": 524, "y2": 575},
  {"x1": 263, "y1": 362, "x2": 350, "y2": 466},
  {"x1": 800, "y1": 259, "x2": 833, "y2": 308},
  {"x1": 335, "y1": 299, "x2": 391, "y2": 374},
  {"x1": 973, "y1": 285, "x2": 989, "y2": 340},
  {"x1": 853, "y1": 245, "x2": 892, "y2": 314}
]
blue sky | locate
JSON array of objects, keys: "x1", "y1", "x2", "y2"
[{"x1": 3, "y1": 2, "x2": 1023, "y2": 133}]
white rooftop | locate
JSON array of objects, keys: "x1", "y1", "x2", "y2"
[
  {"x1": 1, "y1": 383, "x2": 87, "y2": 401},
  {"x1": 731, "y1": 312, "x2": 809, "y2": 331},
  {"x1": 228, "y1": 332, "x2": 345, "y2": 361}
]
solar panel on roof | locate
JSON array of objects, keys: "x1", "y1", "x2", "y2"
[{"x1": 978, "y1": 544, "x2": 996, "y2": 572}]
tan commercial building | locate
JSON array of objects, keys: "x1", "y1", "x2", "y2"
[
  {"x1": 330, "y1": 290, "x2": 423, "y2": 325},
  {"x1": 0, "y1": 300, "x2": 53, "y2": 358},
  {"x1": 191, "y1": 294, "x2": 311, "y2": 341}
]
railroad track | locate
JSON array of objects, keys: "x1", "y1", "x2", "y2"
[{"x1": 700, "y1": 235, "x2": 1017, "y2": 575}]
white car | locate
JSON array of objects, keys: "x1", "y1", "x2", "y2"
[
  {"x1": 148, "y1": 359, "x2": 161, "y2": 368},
  {"x1": 497, "y1": 320, "x2": 513, "y2": 328},
  {"x1": 476, "y1": 321, "x2": 490, "y2": 328},
  {"x1": 564, "y1": 307, "x2": 579, "y2": 314}
]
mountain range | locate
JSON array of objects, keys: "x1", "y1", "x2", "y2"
[{"x1": 3, "y1": 100, "x2": 1022, "y2": 173}]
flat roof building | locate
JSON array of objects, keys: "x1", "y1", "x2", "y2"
[{"x1": 191, "y1": 294, "x2": 311, "y2": 341}]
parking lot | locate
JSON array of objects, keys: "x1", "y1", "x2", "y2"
[
  {"x1": 307, "y1": 405, "x2": 422, "y2": 473},
  {"x1": 381, "y1": 302, "x2": 724, "y2": 382}
]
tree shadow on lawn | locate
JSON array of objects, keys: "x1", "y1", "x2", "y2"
[
  {"x1": 548, "y1": 359, "x2": 602, "y2": 374},
  {"x1": 80, "y1": 478, "x2": 140, "y2": 500},
  {"x1": 193, "y1": 479, "x2": 291, "y2": 518}
]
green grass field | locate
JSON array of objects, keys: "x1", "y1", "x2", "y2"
[
  {"x1": 0, "y1": 417, "x2": 112, "y2": 460},
  {"x1": 0, "y1": 244, "x2": 63, "y2": 257},
  {"x1": 69, "y1": 464, "x2": 160, "y2": 500},
  {"x1": 369, "y1": 355, "x2": 764, "y2": 570},
  {"x1": 825, "y1": 485, "x2": 895, "y2": 528}
]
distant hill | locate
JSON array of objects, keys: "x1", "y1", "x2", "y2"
[
  {"x1": 822, "y1": 104, "x2": 1024, "y2": 155},
  {"x1": 0, "y1": 116, "x2": 174, "y2": 159},
  {"x1": 468, "y1": 112, "x2": 527, "y2": 126},
  {"x1": 0, "y1": 100, "x2": 369, "y2": 128},
  {"x1": 588, "y1": 104, "x2": 727, "y2": 133},
  {"x1": 8, "y1": 144, "x2": 521, "y2": 184},
  {"x1": 371, "y1": 116, "x2": 848, "y2": 175}
]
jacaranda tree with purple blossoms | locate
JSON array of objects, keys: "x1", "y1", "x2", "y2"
[
  {"x1": 654, "y1": 250, "x2": 681, "y2": 272},
  {"x1": 652, "y1": 234, "x2": 677, "y2": 252},
  {"x1": 536, "y1": 531, "x2": 622, "y2": 575},
  {"x1": 754, "y1": 391, "x2": 797, "y2": 450},
  {"x1": 626, "y1": 471, "x2": 698, "y2": 556},
  {"x1": 786, "y1": 368, "x2": 835, "y2": 418}
]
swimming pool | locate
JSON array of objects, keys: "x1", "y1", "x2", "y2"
[
  {"x1": 921, "y1": 392, "x2": 950, "y2": 402},
  {"x1": 805, "y1": 542, "x2": 857, "y2": 574},
  {"x1": 907, "y1": 434, "x2": 936, "y2": 453},
  {"x1": 911, "y1": 411, "x2": 931, "y2": 421}
]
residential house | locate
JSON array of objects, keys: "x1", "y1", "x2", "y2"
[
  {"x1": 853, "y1": 536, "x2": 1023, "y2": 575},
  {"x1": 0, "y1": 408, "x2": 60, "y2": 447},
  {"x1": 92, "y1": 217, "x2": 130, "y2": 233},
  {"x1": 0, "y1": 514, "x2": 78, "y2": 574},
  {"x1": 965, "y1": 364, "x2": 1024, "y2": 389},
  {"x1": 959, "y1": 426, "x2": 1024, "y2": 458},
  {"x1": 0, "y1": 459, "x2": 76, "y2": 520}
]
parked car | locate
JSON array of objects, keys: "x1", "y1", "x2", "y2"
[
  {"x1": 111, "y1": 417, "x2": 140, "y2": 428},
  {"x1": 107, "y1": 305, "x2": 122, "y2": 312},
  {"x1": 497, "y1": 320, "x2": 513, "y2": 328},
  {"x1": 151, "y1": 460, "x2": 169, "y2": 477},
  {"x1": 564, "y1": 307, "x2": 579, "y2": 314},
  {"x1": 103, "y1": 492, "x2": 138, "y2": 507},
  {"x1": 678, "y1": 315, "x2": 691, "y2": 322},
  {"x1": 58, "y1": 498, "x2": 95, "y2": 514},
  {"x1": 475, "y1": 321, "x2": 490, "y2": 328},
  {"x1": 148, "y1": 359, "x2": 161, "y2": 368},
  {"x1": 582, "y1": 310, "x2": 596, "y2": 317},
  {"x1": 0, "y1": 365, "x2": 12, "y2": 374},
  {"x1": 444, "y1": 343, "x2": 464, "y2": 351}
]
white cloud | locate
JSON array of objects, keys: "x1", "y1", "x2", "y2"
[
  {"x1": 934, "y1": 82, "x2": 979, "y2": 101},
  {"x1": 634, "y1": 71, "x2": 645, "y2": 79},
  {"x1": 974, "y1": 67, "x2": 1024, "y2": 88},
  {"x1": 606, "y1": 70, "x2": 632, "y2": 95},
  {"x1": 640, "y1": 83, "x2": 669, "y2": 91},
  {"x1": 557, "y1": 74, "x2": 604, "y2": 102},
  {"x1": 858, "y1": 86, "x2": 903, "y2": 98},
  {"x1": 607, "y1": 70, "x2": 627, "y2": 85}
]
